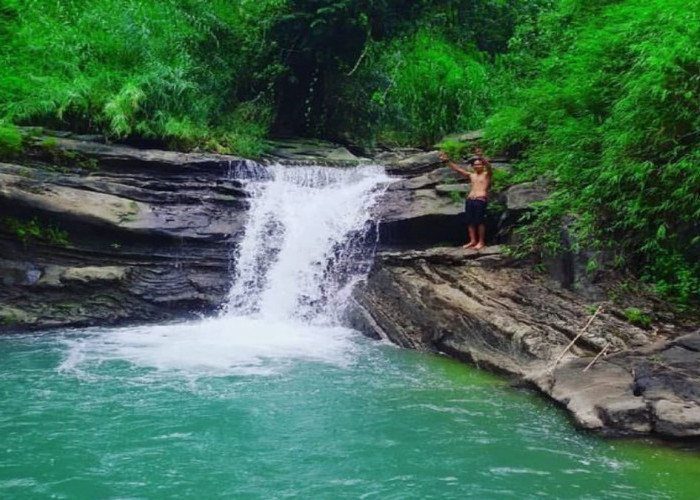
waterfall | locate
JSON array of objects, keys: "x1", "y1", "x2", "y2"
[
  {"x1": 223, "y1": 163, "x2": 390, "y2": 323},
  {"x1": 53, "y1": 162, "x2": 390, "y2": 378}
]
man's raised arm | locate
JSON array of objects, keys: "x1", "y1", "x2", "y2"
[{"x1": 438, "y1": 152, "x2": 472, "y2": 179}]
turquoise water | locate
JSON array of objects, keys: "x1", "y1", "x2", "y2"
[{"x1": 1, "y1": 319, "x2": 698, "y2": 500}]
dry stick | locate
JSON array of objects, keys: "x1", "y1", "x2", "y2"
[
  {"x1": 583, "y1": 342, "x2": 610, "y2": 372},
  {"x1": 346, "y1": 29, "x2": 371, "y2": 77},
  {"x1": 549, "y1": 304, "x2": 605, "y2": 373}
]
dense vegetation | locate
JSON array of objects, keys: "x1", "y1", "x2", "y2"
[
  {"x1": 0, "y1": 0, "x2": 539, "y2": 149},
  {"x1": 1, "y1": 0, "x2": 698, "y2": 302},
  {"x1": 0, "y1": 0, "x2": 286, "y2": 154},
  {"x1": 486, "y1": 0, "x2": 700, "y2": 303}
]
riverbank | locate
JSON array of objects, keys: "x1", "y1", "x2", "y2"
[{"x1": 349, "y1": 247, "x2": 700, "y2": 439}]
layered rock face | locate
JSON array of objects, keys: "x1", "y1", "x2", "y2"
[
  {"x1": 352, "y1": 151, "x2": 700, "y2": 439},
  {"x1": 0, "y1": 136, "x2": 252, "y2": 330}
]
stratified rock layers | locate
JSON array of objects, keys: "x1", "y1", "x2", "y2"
[
  {"x1": 0, "y1": 137, "x2": 250, "y2": 329},
  {"x1": 350, "y1": 247, "x2": 700, "y2": 439}
]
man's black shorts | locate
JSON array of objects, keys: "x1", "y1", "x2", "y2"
[{"x1": 464, "y1": 197, "x2": 487, "y2": 226}]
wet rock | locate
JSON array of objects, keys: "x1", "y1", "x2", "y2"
[
  {"x1": 652, "y1": 400, "x2": 700, "y2": 437},
  {"x1": 326, "y1": 147, "x2": 359, "y2": 162},
  {"x1": 674, "y1": 332, "x2": 700, "y2": 351},
  {"x1": 352, "y1": 247, "x2": 642, "y2": 369},
  {"x1": 61, "y1": 266, "x2": 128, "y2": 283},
  {"x1": 384, "y1": 150, "x2": 444, "y2": 176},
  {"x1": 26, "y1": 136, "x2": 242, "y2": 174},
  {"x1": 435, "y1": 184, "x2": 470, "y2": 195},
  {"x1": 264, "y1": 139, "x2": 365, "y2": 164},
  {"x1": 386, "y1": 167, "x2": 458, "y2": 192},
  {"x1": 374, "y1": 188, "x2": 464, "y2": 247}
]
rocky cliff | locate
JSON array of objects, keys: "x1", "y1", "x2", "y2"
[{"x1": 0, "y1": 134, "x2": 252, "y2": 330}]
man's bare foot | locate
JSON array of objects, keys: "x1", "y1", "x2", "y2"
[
  {"x1": 473, "y1": 243, "x2": 485, "y2": 251},
  {"x1": 462, "y1": 242, "x2": 476, "y2": 249}
]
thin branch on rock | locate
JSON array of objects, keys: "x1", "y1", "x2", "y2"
[
  {"x1": 550, "y1": 303, "x2": 606, "y2": 372},
  {"x1": 583, "y1": 342, "x2": 610, "y2": 372}
]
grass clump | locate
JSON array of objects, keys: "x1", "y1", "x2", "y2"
[
  {"x1": 1, "y1": 217, "x2": 69, "y2": 247},
  {"x1": 0, "y1": 122, "x2": 22, "y2": 158},
  {"x1": 623, "y1": 307, "x2": 652, "y2": 328}
]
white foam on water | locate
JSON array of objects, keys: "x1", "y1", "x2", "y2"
[
  {"x1": 59, "y1": 317, "x2": 359, "y2": 377},
  {"x1": 59, "y1": 163, "x2": 390, "y2": 377}
]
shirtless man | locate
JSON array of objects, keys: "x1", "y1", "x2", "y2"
[{"x1": 438, "y1": 152, "x2": 492, "y2": 250}]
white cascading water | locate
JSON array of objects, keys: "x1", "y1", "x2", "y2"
[
  {"x1": 58, "y1": 162, "x2": 391, "y2": 377},
  {"x1": 224, "y1": 163, "x2": 390, "y2": 323}
]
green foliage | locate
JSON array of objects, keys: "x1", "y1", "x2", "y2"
[
  {"x1": 378, "y1": 29, "x2": 489, "y2": 145},
  {"x1": 490, "y1": 168, "x2": 512, "y2": 192},
  {"x1": 437, "y1": 139, "x2": 472, "y2": 161},
  {"x1": 0, "y1": 1, "x2": 545, "y2": 148},
  {"x1": 485, "y1": 0, "x2": 700, "y2": 303},
  {"x1": 622, "y1": 307, "x2": 652, "y2": 328},
  {"x1": 1, "y1": 217, "x2": 69, "y2": 247},
  {"x1": 448, "y1": 190, "x2": 464, "y2": 205},
  {"x1": 331, "y1": 29, "x2": 491, "y2": 146},
  {"x1": 0, "y1": 0, "x2": 285, "y2": 153},
  {"x1": 0, "y1": 122, "x2": 22, "y2": 158},
  {"x1": 271, "y1": 1, "x2": 540, "y2": 137}
]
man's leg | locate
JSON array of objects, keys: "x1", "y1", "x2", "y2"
[
  {"x1": 463, "y1": 225, "x2": 477, "y2": 249},
  {"x1": 474, "y1": 224, "x2": 486, "y2": 250}
]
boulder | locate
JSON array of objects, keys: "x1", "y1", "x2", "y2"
[
  {"x1": 504, "y1": 182, "x2": 549, "y2": 211},
  {"x1": 264, "y1": 138, "x2": 364, "y2": 164},
  {"x1": 384, "y1": 150, "x2": 444, "y2": 176},
  {"x1": 374, "y1": 188, "x2": 465, "y2": 247},
  {"x1": 61, "y1": 266, "x2": 128, "y2": 283},
  {"x1": 351, "y1": 247, "x2": 641, "y2": 370},
  {"x1": 435, "y1": 184, "x2": 470, "y2": 195},
  {"x1": 652, "y1": 400, "x2": 700, "y2": 437}
]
